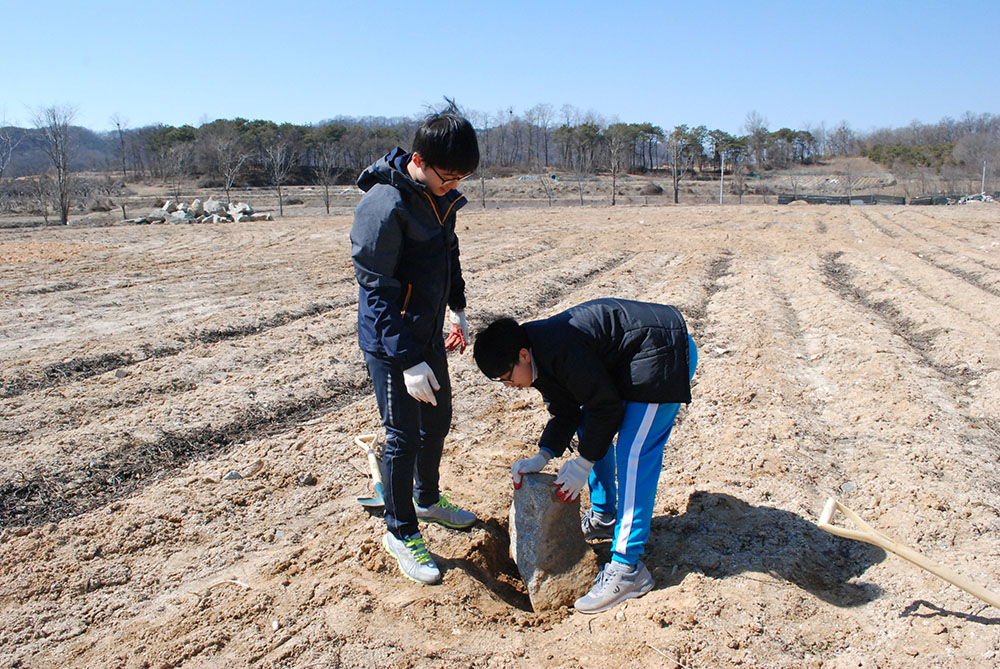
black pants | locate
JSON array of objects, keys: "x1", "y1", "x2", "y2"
[{"x1": 364, "y1": 344, "x2": 451, "y2": 539}]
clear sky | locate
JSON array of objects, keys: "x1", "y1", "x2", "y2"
[{"x1": 4, "y1": 0, "x2": 997, "y2": 136}]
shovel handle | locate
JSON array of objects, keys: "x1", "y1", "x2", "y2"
[
  {"x1": 364, "y1": 449, "x2": 383, "y2": 488},
  {"x1": 818, "y1": 497, "x2": 1000, "y2": 610},
  {"x1": 355, "y1": 434, "x2": 383, "y2": 487}
]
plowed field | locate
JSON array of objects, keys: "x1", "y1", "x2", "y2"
[{"x1": 1, "y1": 203, "x2": 999, "y2": 667}]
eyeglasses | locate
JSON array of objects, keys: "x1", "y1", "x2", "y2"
[
  {"x1": 429, "y1": 164, "x2": 473, "y2": 186},
  {"x1": 493, "y1": 367, "x2": 515, "y2": 384}
]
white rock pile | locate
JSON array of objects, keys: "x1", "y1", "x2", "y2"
[
  {"x1": 956, "y1": 192, "x2": 996, "y2": 205},
  {"x1": 126, "y1": 199, "x2": 274, "y2": 225}
]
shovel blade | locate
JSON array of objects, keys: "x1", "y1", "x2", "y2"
[{"x1": 357, "y1": 481, "x2": 385, "y2": 508}]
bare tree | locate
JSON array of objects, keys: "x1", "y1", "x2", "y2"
[
  {"x1": 467, "y1": 110, "x2": 491, "y2": 170},
  {"x1": 30, "y1": 173, "x2": 53, "y2": 224},
  {"x1": 32, "y1": 105, "x2": 76, "y2": 224},
  {"x1": 205, "y1": 125, "x2": 249, "y2": 205},
  {"x1": 668, "y1": 135, "x2": 684, "y2": 204},
  {"x1": 731, "y1": 162, "x2": 750, "y2": 204},
  {"x1": 828, "y1": 121, "x2": 858, "y2": 157},
  {"x1": 560, "y1": 104, "x2": 581, "y2": 127},
  {"x1": 803, "y1": 121, "x2": 826, "y2": 159},
  {"x1": 605, "y1": 123, "x2": 635, "y2": 206},
  {"x1": 111, "y1": 114, "x2": 128, "y2": 180},
  {"x1": 539, "y1": 173, "x2": 553, "y2": 206},
  {"x1": 525, "y1": 103, "x2": 552, "y2": 169},
  {"x1": 264, "y1": 137, "x2": 297, "y2": 216},
  {"x1": 743, "y1": 110, "x2": 769, "y2": 167},
  {"x1": 309, "y1": 123, "x2": 344, "y2": 215},
  {"x1": 534, "y1": 104, "x2": 554, "y2": 167},
  {"x1": 94, "y1": 174, "x2": 129, "y2": 220},
  {"x1": 492, "y1": 108, "x2": 515, "y2": 167},
  {"x1": 164, "y1": 142, "x2": 193, "y2": 201},
  {"x1": 127, "y1": 129, "x2": 148, "y2": 179},
  {"x1": 0, "y1": 116, "x2": 24, "y2": 182},
  {"x1": 953, "y1": 133, "x2": 1000, "y2": 193}
]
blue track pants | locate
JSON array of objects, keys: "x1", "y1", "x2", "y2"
[{"x1": 587, "y1": 335, "x2": 698, "y2": 565}]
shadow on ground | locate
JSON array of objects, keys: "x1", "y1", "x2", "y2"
[
  {"x1": 900, "y1": 600, "x2": 1000, "y2": 625},
  {"x1": 636, "y1": 490, "x2": 886, "y2": 607}
]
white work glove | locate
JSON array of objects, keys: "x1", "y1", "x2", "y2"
[
  {"x1": 402, "y1": 361, "x2": 440, "y2": 406},
  {"x1": 553, "y1": 456, "x2": 595, "y2": 502},
  {"x1": 444, "y1": 309, "x2": 469, "y2": 354},
  {"x1": 511, "y1": 450, "x2": 552, "y2": 489}
]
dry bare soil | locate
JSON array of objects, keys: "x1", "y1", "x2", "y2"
[{"x1": 1, "y1": 201, "x2": 999, "y2": 668}]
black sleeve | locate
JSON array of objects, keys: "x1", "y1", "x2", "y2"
[
  {"x1": 536, "y1": 337, "x2": 624, "y2": 462},
  {"x1": 447, "y1": 225, "x2": 467, "y2": 312}
]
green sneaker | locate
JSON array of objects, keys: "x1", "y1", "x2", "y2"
[
  {"x1": 414, "y1": 493, "x2": 477, "y2": 529},
  {"x1": 383, "y1": 532, "x2": 441, "y2": 584}
]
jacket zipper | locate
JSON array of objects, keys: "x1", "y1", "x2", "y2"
[
  {"x1": 406, "y1": 191, "x2": 465, "y2": 319},
  {"x1": 400, "y1": 283, "x2": 413, "y2": 315},
  {"x1": 423, "y1": 192, "x2": 463, "y2": 226}
]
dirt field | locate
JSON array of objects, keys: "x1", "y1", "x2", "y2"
[{"x1": 1, "y1": 200, "x2": 999, "y2": 668}]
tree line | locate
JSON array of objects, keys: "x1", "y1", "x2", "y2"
[{"x1": 2, "y1": 105, "x2": 998, "y2": 223}]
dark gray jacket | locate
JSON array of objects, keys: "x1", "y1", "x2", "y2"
[
  {"x1": 524, "y1": 298, "x2": 691, "y2": 462},
  {"x1": 351, "y1": 148, "x2": 467, "y2": 368}
]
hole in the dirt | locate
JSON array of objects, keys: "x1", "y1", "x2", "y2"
[{"x1": 449, "y1": 518, "x2": 532, "y2": 611}]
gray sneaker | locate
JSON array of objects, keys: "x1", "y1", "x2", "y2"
[
  {"x1": 415, "y1": 493, "x2": 477, "y2": 529},
  {"x1": 383, "y1": 532, "x2": 441, "y2": 584},
  {"x1": 574, "y1": 560, "x2": 654, "y2": 614},
  {"x1": 581, "y1": 509, "x2": 616, "y2": 540}
]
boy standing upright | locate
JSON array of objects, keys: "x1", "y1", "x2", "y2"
[
  {"x1": 351, "y1": 103, "x2": 479, "y2": 584},
  {"x1": 473, "y1": 298, "x2": 698, "y2": 612}
]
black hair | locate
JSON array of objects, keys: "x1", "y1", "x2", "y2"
[
  {"x1": 412, "y1": 99, "x2": 480, "y2": 175},
  {"x1": 473, "y1": 317, "x2": 528, "y2": 379}
]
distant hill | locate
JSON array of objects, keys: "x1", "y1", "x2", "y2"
[{"x1": 1, "y1": 126, "x2": 116, "y2": 178}]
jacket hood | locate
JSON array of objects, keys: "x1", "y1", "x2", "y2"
[
  {"x1": 356, "y1": 148, "x2": 468, "y2": 211},
  {"x1": 356, "y1": 147, "x2": 419, "y2": 194}
]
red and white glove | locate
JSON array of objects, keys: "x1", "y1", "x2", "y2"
[
  {"x1": 511, "y1": 450, "x2": 551, "y2": 489},
  {"x1": 553, "y1": 456, "x2": 595, "y2": 502},
  {"x1": 444, "y1": 309, "x2": 469, "y2": 353}
]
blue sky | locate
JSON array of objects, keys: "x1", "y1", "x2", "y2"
[{"x1": 4, "y1": 0, "x2": 997, "y2": 135}]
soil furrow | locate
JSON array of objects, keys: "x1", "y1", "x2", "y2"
[
  {"x1": 0, "y1": 377, "x2": 371, "y2": 528},
  {"x1": 920, "y1": 255, "x2": 1000, "y2": 297},
  {"x1": 822, "y1": 253, "x2": 960, "y2": 376},
  {"x1": 856, "y1": 211, "x2": 899, "y2": 238},
  {"x1": 20, "y1": 281, "x2": 81, "y2": 295},
  {"x1": 683, "y1": 249, "x2": 733, "y2": 334},
  {"x1": 473, "y1": 251, "x2": 636, "y2": 323},
  {"x1": 0, "y1": 346, "x2": 182, "y2": 399},
  {"x1": 0, "y1": 300, "x2": 350, "y2": 399},
  {"x1": 459, "y1": 239, "x2": 557, "y2": 277}
]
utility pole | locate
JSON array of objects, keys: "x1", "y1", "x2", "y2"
[
  {"x1": 983, "y1": 160, "x2": 987, "y2": 195},
  {"x1": 720, "y1": 154, "x2": 725, "y2": 205}
]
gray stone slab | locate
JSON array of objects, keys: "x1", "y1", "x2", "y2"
[{"x1": 509, "y1": 472, "x2": 599, "y2": 611}]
